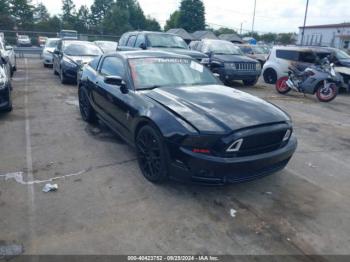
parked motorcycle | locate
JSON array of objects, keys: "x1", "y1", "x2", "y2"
[{"x1": 275, "y1": 58, "x2": 342, "y2": 102}]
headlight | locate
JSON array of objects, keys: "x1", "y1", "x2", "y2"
[
  {"x1": 224, "y1": 63, "x2": 236, "y2": 69},
  {"x1": 200, "y1": 58, "x2": 210, "y2": 64},
  {"x1": 0, "y1": 69, "x2": 6, "y2": 89},
  {"x1": 0, "y1": 77, "x2": 6, "y2": 89},
  {"x1": 256, "y1": 63, "x2": 261, "y2": 70},
  {"x1": 283, "y1": 129, "x2": 292, "y2": 142},
  {"x1": 62, "y1": 57, "x2": 77, "y2": 67}
]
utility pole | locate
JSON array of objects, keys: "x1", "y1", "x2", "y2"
[
  {"x1": 300, "y1": 0, "x2": 309, "y2": 46},
  {"x1": 240, "y1": 22, "x2": 243, "y2": 36},
  {"x1": 251, "y1": 0, "x2": 256, "y2": 37}
]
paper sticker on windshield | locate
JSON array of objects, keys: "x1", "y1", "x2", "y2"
[{"x1": 190, "y1": 61, "x2": 203, "y2": 73}]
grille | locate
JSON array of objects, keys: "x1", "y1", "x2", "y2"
[
  {"x1": 237, "y1": 129, "x2": 287, "y2": 156},
  {"x1": 215, "y1": 127, "x2": 289, "y2": 158},
  {"x1": 235, "y1": 62, "x2": 256, "y2": 71}
]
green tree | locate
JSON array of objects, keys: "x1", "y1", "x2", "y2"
[
  {"x1": 164, "y1": 10, "x2": 180, "y2": 31},
  {"x1": 0, "y1": 0, "x2": 14, "y2": 30},
  {"x1": 90, "y1": 0, "x2": 114, "y2": 26},
  {"x1": 260, "y1": 32, "x2": 277, "y2": 43},
  {"x1": 145, "y1": 16, "x2": 161, "y2": 31},
  {"x1": 34, "y1": 3, "x2": 50, "y2": 23},
  {"x1": 61, "y1": 0, "x2": 76, "y2": 29},
  {"x1": 102, "y1": 3, "x2": 132, "y2": 35},
  {"x1": 214, "y1": 27, "x2": 237, "y2": 36},
  {"x1": 75, "y1": 5, "x2": 90, "y2": 33},
  {"x1": 10, "y1": 0, "x2": 34, "y2": 29},
  {"x1": 178, "y1": 0, "x2": 205, "y2": 32},
  {"x1": 277, "y1": 33, "x2": 296, "y2": 45}
]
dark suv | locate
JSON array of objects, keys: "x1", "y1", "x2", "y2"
[
  {"x1": 191, "y1": 39, "x2": 262, "y2": 86},
  {"x1": 117, "y1": 31, "x2": 208, "y2": 62}
]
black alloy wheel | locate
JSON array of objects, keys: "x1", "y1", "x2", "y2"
[
  {"x1": 78, "y1": 87, "x2": 96, "y2": 123},
  {"x1": 263, "y1": 68, "x2": 277, "y2": 84},
  {"x1": 136, "y1": 125, "x2": 168, "y2": 183}
]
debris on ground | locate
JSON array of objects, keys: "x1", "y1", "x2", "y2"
[
  {"x1": 307, "y1": 162, "x2": 317, "y2": 168},
  {"x1": 230, "y1": 208, "x2": 237, "y2": 218},
  {"x1": 42, "y1": 183, "x2": 58, "y2": 193}
]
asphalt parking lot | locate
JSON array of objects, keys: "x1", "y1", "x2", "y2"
[{"x1": 1, "y1": 57, "x2": 350, "y2": 257}]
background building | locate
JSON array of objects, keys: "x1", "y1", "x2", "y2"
[{"x1": 298, "y1": 23, "x2": 350, "y2": 49}]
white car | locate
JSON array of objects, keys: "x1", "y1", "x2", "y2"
[
  {"x1": 262, "y1": 46, "x2": 322, "y2": 84},
  {"x1": 42, "y1": 38, "x2": 60, "y2": 67},
  {"x1": 16, "y1": 35, "x2": 31, "y2": 47},
  {"x1": 0, "y1": 40, "x2": 16, "y2": 77}
]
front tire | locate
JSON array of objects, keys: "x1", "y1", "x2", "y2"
[
  {"x1": 60, "y1": 68, "x2": 69, "y2": 84},
  {"x1": 136, "y1": 125, "x2": 169, "y2": 183},
  {"x1": 263, "y1": 68, "x2": 277, "y2": 84},
  {"x1": 276, "y1": 77, "x2": 291, "y2": 94},
  {"x1": 316, "y1": 82, "x2": 337, "y2": 102},
  {"x1": 243, "y1": 78, "x2": 258, "y2": 86},
  {"x1": 78, "y1": 87, "x2": 96, "y2": 123}
]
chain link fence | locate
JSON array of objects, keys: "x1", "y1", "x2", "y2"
[{"x1": 0, "y1": 30, "x2": 120, "y2": 46}]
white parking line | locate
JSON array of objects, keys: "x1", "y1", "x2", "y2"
[{"x1": 24, "y1": 58, "x2": 37, "y2": 252}]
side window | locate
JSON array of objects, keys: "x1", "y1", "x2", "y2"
[
  {"x1": 298, "y1": 52, "x2": 316, "y2": 63},
  {"x1": 119, "y1": 34, "x2": 128, "y2": 46},
  {"x1": 100, "y1": 57, "x2": 125, "y2": 77},
  {"x1": 127, "y1": 35, "x2": 137, "y2": 47},
  {"x1": 89, "y1": 56, "x2": 101, "y2": 70},
  {"x1": 135, "y1": 34, "x2": 145, "y2": 48},
  {"x1": 276, "y1": 50, "x2": 298, "y2": 61}
]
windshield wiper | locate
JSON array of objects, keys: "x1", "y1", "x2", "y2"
[
  {"x1": 150, "y1": 45, "x2": 169, "y2": 48},
  {"x1": 137, "y1": 85, "x2": 164, "y2": 91},
  {"x1": 170, "y1": 46, "x2": 186, "y2": 49}
]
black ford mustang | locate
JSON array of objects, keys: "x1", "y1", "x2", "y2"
[{"x1": 78, "y1": 51, "x2": 297, "y2": 185}]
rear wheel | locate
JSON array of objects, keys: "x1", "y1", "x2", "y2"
[
  {"x1": 136, "y1": 125, "x2": 168, "y2": 183},
  {"x1": 276, "y1": 77, "x2": 291, "y2": 94},
  {"x1": 316, "y1": 82, "x2": 337, "y2": 102},
  {"x1": 263, "y1": 68, "x2": 277, "y2": 84},
  {"x1": 243, "y1": 78, "x2": 258, "y2": 86},
  {"x1": 60, "y1": 68, "x2": 69, "y2": 84},
  {"x1": 4, "y1": 89, "x2": 12, "y2": 112},
  {"x1": 78, "y1": 87, "x2": 96, "y2": 123}
]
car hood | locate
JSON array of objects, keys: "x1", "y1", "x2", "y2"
[
  {"x1": 149, "y1": 47, "x2": 208, "y2": 60},
  {"x1": 144, "y1": 85, "x2": 289, "y2": 133},
  {"x1": 44, "y1": 47, "x2": 55, "y2": 53},
  {"x1": 212, "y1": 54, "x2": 258, "y2": 63},
  {"x1": 338, "y1": 59, "x2": 350, "y2": 67},
  {"x1": 66, "y1": 55, "x2": 97, "y2": 65}
]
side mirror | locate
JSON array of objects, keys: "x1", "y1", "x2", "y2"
[
  {"x1": 5, "y1": 46, "x2": 13, "y2": 51},
  {"x1": 54, "y1": 49, "x2": 60, "y2": 55},
  {"x1": 104, "y1": 75, "x2": 128, "y2": 93},
  {"x1": 139, "y1": 43, "x2": 147, "y2": 50},
  {"x1": 210, "y1": 60, "x2": 222, "y2": 68}
]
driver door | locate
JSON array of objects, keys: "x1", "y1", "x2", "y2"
[{"x1": 92, "y1": 56, "x2": 132, "y2": 138}]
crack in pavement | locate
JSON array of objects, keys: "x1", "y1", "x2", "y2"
[{"x1": 0, "y1": 158, "x2": 137, "y2": 185}]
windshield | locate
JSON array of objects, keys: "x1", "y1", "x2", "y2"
[
  {"x1": 95, "y1": 41, "x2": 118, "y2": 53},
  {"x1": 252, "y1": 46, "x2": 265, "y2": 54},
  {"x1": 64, "y1": 43, "x2": 103, "y2": 56},
  {"x1": 335, "y1": 49, "x2": 350, "y2": 60},
  {"x1": 45, "y1": 39, "x2": 58, "y2": 48},
  {"x1": 147, "y1": 34, "x2": 188, "y2": 49},
  {"x1": 204, "y1": 41, "x2": 243, "y2": 55},
  {"x1": 129, "y1": 58, "x2": 219, "y2": 90}
]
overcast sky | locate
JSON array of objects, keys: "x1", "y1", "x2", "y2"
[{"x1": 40, "y1": 0, "x2": 349, "y2": 33}]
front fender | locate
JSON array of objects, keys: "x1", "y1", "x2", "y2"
[{"x1": 131, "y1": 102, "x2": 198, "y2": 143}]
